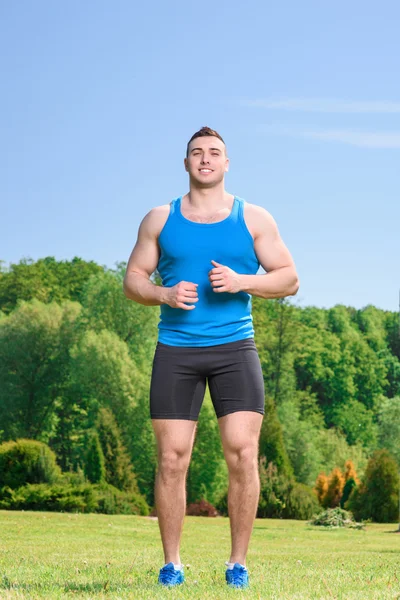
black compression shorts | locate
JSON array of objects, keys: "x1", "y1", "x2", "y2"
[{"x1": 150, "y1": 338, "x2": 265, "y2": 420}]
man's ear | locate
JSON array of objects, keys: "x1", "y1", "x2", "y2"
[
  {"x1": 225, "y1": 158, "x2": 230, "y2": 172},
  {"x1": 184, "y1": 157, "x2": 189, "y2": 172}
]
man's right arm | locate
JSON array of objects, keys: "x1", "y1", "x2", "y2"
[{"x1": 123, "y1": 207, "x2": 199, "y2": 310}]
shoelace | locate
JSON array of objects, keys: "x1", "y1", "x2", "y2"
[
  {"x1": 230, "y1": 566, "x2": 247, "y2": 584},
  {"x1": 160, "y1": 567, "x2": 180, "y2": 583}
]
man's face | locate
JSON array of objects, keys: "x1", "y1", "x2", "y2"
[{"x1": 184, "y1": 136, "x2": 229, "y2": 187}]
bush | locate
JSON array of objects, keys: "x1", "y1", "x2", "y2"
[
  {"x1": 84, "y1": 431, "x2": 106, "y2": 484},
  {"x1": 340, "y1": 477, "x2": 357, "y2": 508},
  {"x1": 0, "y1": 482, "x2": 149, "y2": 515},
  {"x1": 96, "y1": 407, "x2": 139, "y2": 493},
  {"x1": 310, "y1": 507, "x2": 364, "y2": 529},
  {"x1": 323, "y1": 467, "x2": 345, "y2": 508},
  {"x1": 94, "y1": 483, "x2": 149, "y2": 515},
  {"x1": 186, "y1": 499, "x2": 219, "y2": 517},
  {"x1": 0, "y1": 439, "x2": 61, "y2": 489},
  {"x1": 0, "y1": 483, "x2": 96, "y2": 512},
  {"x1": 282, "y1": 481, "x2": 320, "y2": 520},
  {"x1": 347, "y1": 449, "x2": 399, "y2": 522},
  {"x1": 256, "y1": 459, "x2": 319, "y2": 520}
]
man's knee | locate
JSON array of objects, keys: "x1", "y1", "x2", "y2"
[
  {"x1": 158, "y1": 448, "x2": 191, "y2": 480},
  {"x1": 226, "y1": 444, "x2": 258, "y2": 475}
]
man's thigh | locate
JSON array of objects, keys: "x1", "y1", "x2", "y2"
[
  {"x1": 207, "y1": 338, "x2": 265, "y2": 419},
  {"x1": 150, "y1": 342, "x2": 206, "y2": 420}
]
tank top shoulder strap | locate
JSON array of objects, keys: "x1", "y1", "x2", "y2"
[
  {"x1": 233, "y1": 196, "x2": 246, "y2": 223},
  {"x1": 169, "y1": 196, "x2": 181, "y2": 216}
]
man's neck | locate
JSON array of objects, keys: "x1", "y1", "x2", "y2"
[{"x1": 186, "y1": 184, "x2": 231, "y2": 211}]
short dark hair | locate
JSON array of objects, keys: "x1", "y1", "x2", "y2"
[{"x1": 186, "y1": 126, "x2": 225, "y2": 156}]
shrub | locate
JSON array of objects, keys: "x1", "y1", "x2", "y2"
[
  {"x1": 257, "y1": 458, "x2": 319, "y2": 520},
  {"x1": 315, "y1": 472, "x2": 328, "y2": 505},
  {"x1": 344, "y1": 460, "x2": 359, "y2": 484},
  {"x1": 347, "y1": 449, "x2": 399, "y2": 522},
  {"x1": 340, "y1": 477, "x2": 357, "y2": 508},
  {"x1": 186, "y1": 499, "x2": 219, "y2": 517},
  {"x1": 96, "y1": 407, "x2": 139, "y2": 493},
  {"x1": 0, "y1": 439, "x2": 61, "y2": 489},
  {"x1": 323, "y1": 467, "x2": 345, "y2": 508},
  {"x1": 282, "y1": 481, "x2": 319, "y2": 520},
  {"x1": 310, "y1": 507, "x2": 364, "y2": 529},
  {"x1": 0, "y1": 482, "x2": 149, "y2": 515},
  {"x1": 94, "y1": 483, "x2": 149, "y2": 515},
  {"x1": 84, "y1": 431, "x2": 105, "y2": 484},
  {"x1": 0, "y1": 483, "x2": 96, "y2": 512}
]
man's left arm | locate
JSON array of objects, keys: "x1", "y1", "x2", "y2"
[{"x1": 209, "y1": 205, "x2": 299, "y2": 299}]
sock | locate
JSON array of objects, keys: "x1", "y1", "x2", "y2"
[
  {"x1": 225, "y1": 561, "x2": 246, "y2": 570},
  {"x1": 163, "y1": 563, "x2": 183, "y2": 570}
]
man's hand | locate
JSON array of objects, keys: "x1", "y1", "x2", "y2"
[
  {"x1": 208, "y1": 260, "x2": 242, "y2": 293},
  {"x1": 165, "y1": 281, "x2": 199, "y2": 310}
]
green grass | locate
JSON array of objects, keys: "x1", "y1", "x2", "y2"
[{"x1": 0, "y1": 510, "x2": 399, "y2": 599}]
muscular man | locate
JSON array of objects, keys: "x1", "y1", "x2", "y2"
[{"x1": 123, "y1": 126, "x2": 299, "y2": 588}]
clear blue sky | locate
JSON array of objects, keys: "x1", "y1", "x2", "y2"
[{"x1": 1, "y1": 1, "x2": 399, "y2": 311}]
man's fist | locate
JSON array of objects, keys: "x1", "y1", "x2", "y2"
[
  {"x1": 166, "y1": 281, "x2": 198, "y2": 310},
  {"x1": 208, "y1": 260, "x2": 242, "y2": 293}
]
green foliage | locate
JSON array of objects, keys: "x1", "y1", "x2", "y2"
[
  {"x1": 310, "y1": 507, "x2": 364, "y2": 529},
  {"x1": 0, "y1": 439, "x2": 61, "y2": 489},
  {"x1": 377, "y1": 396, "x2": 400, "y2": 465},
  {"x1": 0, "y1": 300, "x2": 81, "y2": 440},
  {"x1": 96, "y1": 407, "x2": 139, "y2": 493},
  {"x1": 277, "y1": 394, "x2": 323, "y2": 486},
  {"x1": 340, "y1": 477, "x2": 357, "y2": 508},
  {"x1": 317, "y1": 428, "x2": 367, "y2": 478},
  {"x1": 127, "y1": 396, "x2": 157, "y2": 506},
  {"x1": 332, "y1": 399, "x2": 378, "y2": 449},
  {"x1": 257, "y1": 459, "x2": 319, "y2": 520},
  {"x1": 69, "y1": 329, "x2": 141, "y2": 427},
  {"x1": 0, "y1": 257, "x2": 104, "y2": 314},
  {"x1": 347, "y1": 449, "x2": 400, "y2": 522},
  {"x1": 1, "y1": 256, "x2": 399, "y2": 521},
  {"x1": 259, "y1": 395, "x2": 293, "y2": 478},
  {"x1": 0, "y1": 482, "x2": 149, "y2": 515},
  {"x1": 84, "y1": 432, "x2": 106, "y2": 484},
  {"x1": 80, "y1": 271, "x2": 158, "y2": 370},
  {"x1": 94, "y1": 483, "x2": 149, "y2": 515},
  {"x1": 187, "y1": 395, "x2": 227, "y2": 506}
]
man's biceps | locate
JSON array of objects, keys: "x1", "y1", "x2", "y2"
[{"x1": 256, "y1": 241, "x2": 294, "y2": 271}]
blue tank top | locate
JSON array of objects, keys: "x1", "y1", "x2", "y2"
[{"x1": 157, "y1": 196, "x2": 260, "y2": 347}]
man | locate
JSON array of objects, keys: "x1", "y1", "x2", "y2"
[{"x1": 123, "y1": 126, "x2": 299, "y2": 588}]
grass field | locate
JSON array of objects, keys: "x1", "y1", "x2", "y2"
[{"x1": 0, "y1": 510, "x2": 399, "y2": 599}]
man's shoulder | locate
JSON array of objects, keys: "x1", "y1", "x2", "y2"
[
  {"x1": 140, "y1": 202, "x2": 172, "y2": 238},
  {"x1": 243, "y1": 201, "x2": 276, "y2": 234}
]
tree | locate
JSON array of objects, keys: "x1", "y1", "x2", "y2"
[
  {"x1": 332, "y1": 399, "x2": 377, "y2": 449},
  {"x1": 0, "y1": 300, "x2": 81, "y2": 441},
  {"x1": 347, "y1": 449, "x2": 399, "y2": 522},
  {"x1": 69, "y1": 329, "x2": 143, "y2": 428},
  {"x1": 315, "y1": 473, "x2": 328, "y2": 505},
  {"x1": 96, "y1": 407, "x2": 139, "y2": 493},
  {"x1": 187, "y1": 396, "x2": 227, "y2": 505},
  {"x1": 323, "y1": 467, "x2": 345, "y2": 508},
  {"x1": 377, "y1": 396, "x2": 400, "y2": 466},
  {"x1": 0, "y1": 257, "x2": 104, "y2": 314},
  {"x1": 84, "y1": 431, "x2": 106, "y2": 484},
  {"x1": 79, "y1": 271, "x2": 159, "y2": 372},
  {"x1": 259, "y1": 395, "x2": 293, "y2": 478}
]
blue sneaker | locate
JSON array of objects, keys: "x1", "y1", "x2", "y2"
[
  {"x1": 158, "y1": 562, "x2": 185, "y2": 587},
  {"x1": 225, "y1": 563, "x2": 249, "y2": 588}
]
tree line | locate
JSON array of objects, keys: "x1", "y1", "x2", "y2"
[{"x1": 0, "y1": 257, "x2": 399, "y2": 520}]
